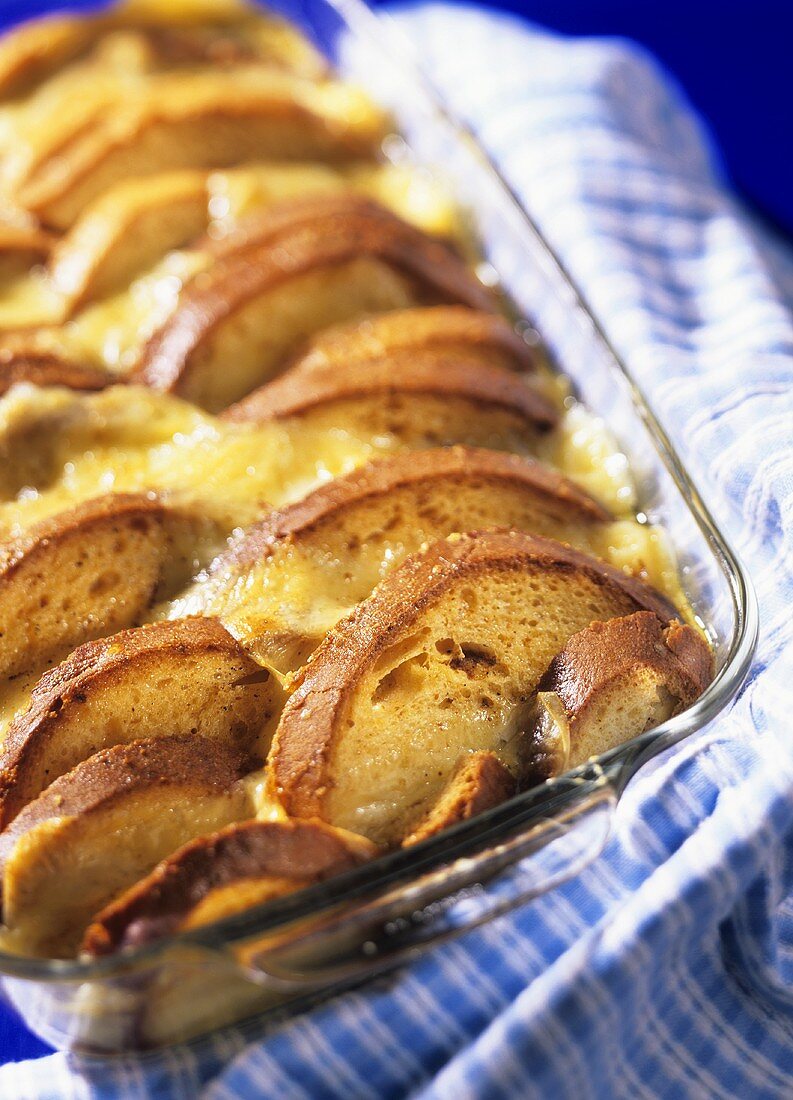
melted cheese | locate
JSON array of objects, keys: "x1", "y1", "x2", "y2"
[
  {"x1": 538, "y1": 400, "x2": 635, "y2": 515},
  {"x1": 0, "y1": 268, "x2": 64, "y2": 328},
  {"x1": 0, "y1": 385, "x2": 388, "y2": 540},
  {"x1": 66, "y1": 249, "x2": 209, "y2": 370}
]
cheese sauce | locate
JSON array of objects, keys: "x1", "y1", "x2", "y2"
[{"x1": 0, "y1": 385, "x2": 388, "y2": 539}]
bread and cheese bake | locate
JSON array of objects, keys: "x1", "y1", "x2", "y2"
[{"x1": 0, "y1": 0, "x2": 713, "y2": 960}]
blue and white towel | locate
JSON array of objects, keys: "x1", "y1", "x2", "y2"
[{"x1": 2, "y1": 4, "x2": 793, "y2": 1096}]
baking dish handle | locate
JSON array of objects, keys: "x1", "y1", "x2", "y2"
[{"x1": 237, "y1": 772, "x2": 617, "y2": 991}]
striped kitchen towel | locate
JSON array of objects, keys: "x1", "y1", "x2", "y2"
[{"x1": 1, "y1": 3, "x2": 793, "y2": 1096}]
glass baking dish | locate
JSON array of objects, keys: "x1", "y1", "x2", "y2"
[{"x1": 0, "y1": 0, "x2": 758, "y2": 1053}]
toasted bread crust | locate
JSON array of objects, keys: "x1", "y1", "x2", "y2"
[
  {"x1": 402, "y1": 751, "x2": 516, "y2": 847},
  {"x1": 520, "y1": 613, "x2": 713, "y2": 783},
  {"x1": 270, "y1": 530, "x2": 680, "y2": 824},
  {"x1": 0, "y1": 492, "x2": 168, "y2": 577},
  {"x1": 663, "y1": 619, "x2": 715, "y2": 690},
  {"x1": 0, "y1": 8, "x2": 326, "y2": 100},
  {"x1": 287, "y1": 306, "x2": 536, "y2": 374},
  {"x1": 49, "y1": 171, "x2": 210, "y2": 307},
  {"x1": 19, "y1": 83, "x2": 386, "y2": 228},
  {"x1": 0, "y1": 734, "x2": 249, "y2": 873},
  {"x1": 135, "y1": 198, "x2": 495, "y2": 400},
  {"x1": 0, "y1": 618, "x2": 270, "y2": 827},
  {"x1": 218, "y1": 447, "x2": 611, "y2": 573},
  {"x1": 0, "y1": 16, "x2": 90, "y2": 99},
  {"x1": 222, "y1": 353, "x2": 558, "y2": 430},
  {"x1": 197, "y1": 192, "x2": 393, "y2": 258},
  {"x1": 0, "y1": 493, "x2": 210, "y2": 680},
  {"x1": 536, "y1": 611, "x2": 713, "y2": 714},
  {"x1": 82, "y1": 818, "x2": 378, "y2": 954},
  {"x1": 0, "y1": 352, "x2": 113, "y2": 397}
]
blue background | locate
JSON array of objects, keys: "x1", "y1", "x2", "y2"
[
  {"x1": 379, "y1": 0, "x2": 793, "y2": 241},
  {"x1": 0, "y1": 0, "x2": 789, "y2": 1068}
]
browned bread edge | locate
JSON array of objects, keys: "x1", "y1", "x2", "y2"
[
  {"x1": 286, "y1": 306, "x2": 536, "y2": 375},
  {"x1": 222, "y1": 352, "x2": 558, "y2": 430},
  {"x1": 82, "y1": 817, "x2": 378, "y2": 955},
  {"x1": 0, "y1": 617, "x2": 269, "y2": 828},
  {"x1": 0, "y1": 351, "x2": 113, "y2": 397},
  {"x1": 401, "y1": 751, "x2": 516, "y2": 847},
  {"x1": 134, "y1": 197, "x2": 495, "y2": 396},
  {"x1": 0, "y1": 734, "x2": 250, "y2": 873},
  {"x1": 216, "y1": 446, "x2": 611, "y2": 574}
]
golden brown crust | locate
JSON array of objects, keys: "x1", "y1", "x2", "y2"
[
  {"x1": 663, "y1": 619, "x2": 715, "y2": 691},
  {"x1": 0, "y1": 491, "x2": 167, "y2": 576},
  {"x1": 134, "y1": 197, "x2": 495, "y2": 402},
  {"x1": 128, "y1": 22, "x2": 325, "y2": 77},
  {"x1": 401, "y1": 751, "x2": 516, "y2": 847},
  {"x1": 520, "y1": 612, "x2": 714, "y2": 783},
  {"x1": 82, "y1": 818, "x2": 378, "y2": 955},
  {"x1": 197, "y1": 192, "x2": 391, "y2": 258},
  {"x1": 287, "y1": 306, "x2": 536, "y2": 375},
  {"x1": 0, "y1": 734, "x2": 249, "y2": 873},
  {"x1": 203, "y1": 197, "x2": 487, "y2": 311},
  {"x1": 222, "y1": 353, "x2": 557, "y2": 430},
  {"x1": 0, "y1": 617, "x2": 275, "y2": 828},
  {"x1": 0, "y1": 351, "x2": 114, "y2": 397},
  {"x1": 48, "y1": 172, "x2": 210, "y2": 308},
  {"x1": 218, "y1": 446, "x2": 611, "y2": 573},
  {"x1": 270, "y1": 529, "x2": 680, "y2": 825},
  {"x1": 0, "y1": 7, "x2": 327, "y2": 100},
  {"x1": 536, "y1": 611, "x2": 712, "y2": 713},
  {"x1": 19, "y1": 82, "x2": 386, "y2": 229},
  {"x1": 0, "y1": 15, "x2": 91, "y2": 99},
  {"x1": 0, "y1": 493, "x2": 212, "y2": 681}
]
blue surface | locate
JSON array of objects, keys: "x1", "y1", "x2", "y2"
[
  {"x1": 0, "y1": 1002, "x2": 50, "y2": 1062},
  {"x1": 374, "y1": 0, "x2": 793, "y2": 239}
]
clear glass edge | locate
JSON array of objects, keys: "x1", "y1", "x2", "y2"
[{"x1": 0, "y1": 0, "x2": 759, "y2": 984}]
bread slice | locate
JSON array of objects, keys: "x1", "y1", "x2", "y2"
[
  {"x1": 0, "y1": 15, "x2": 96, "y2": 99},
  {"x1": 82, "y1": 817, "x2": 378, "y2": 955},
  {"x1": 106, "y1": 4, "x2": 328, "y2": 79},
  {"x1": 17, "y1": 71, "x2": 388, "y2": 228},
  {"x1": 401, "y1": 751, "x2": 516, "y2": 847},
  {"x1": 134, "y1": 197, "x2": 495, "y2": 411},
  {"x1": 520, "y1": 611, "x2": 713, "y2": 782},
  {"x1": 0, "y1": 735, "x2": 254, "y2": 957},
  {"x1": 0, "y1": 493, "x2": 217, "y2": 680},
  {"x1": 0, "y1": 617, "x2": 283, "y2": 828},
  {"x1": 50, "y1": 170, "x2": 210, "y2": 306},
  {"x1": 0, "y1": 221, "x2": 54, "y2": 281},
  {"x1": 287, "y1": 306, "x2": 537, "y2": 376},
  {"x1": 0, "y1": 4, "x2": 326, "y2": 100},
  {"x1": 169, "y1": 447, "x2": 611, "y2": 672},
  {"x1": 0, "y1": 348, "x2": 113, "y2": 397},
  {"x1": 223, "y1": 351, "x2": 557, "y2": 449},
  {"x1": 269, "y1": 529, "x2": 679, "y2": 846}
]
